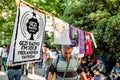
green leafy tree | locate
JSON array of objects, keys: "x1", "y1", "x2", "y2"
[
  {"x1": 0, "y1": 0, "x2": 16, "y2": 45},
  {"x1": 62, "y1": 0, "x2": 120, "y2": 60}
]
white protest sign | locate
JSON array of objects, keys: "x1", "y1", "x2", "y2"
[{"x1": 7, "y1": 2, "x2": 46, "y2": 65}]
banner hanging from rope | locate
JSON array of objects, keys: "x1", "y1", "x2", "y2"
[
  {"x1": 54, "y1": 17, "x2": 71, "y2": 45},
  {"x1": 7, "y1": 2, "x2": 46, "y2": 65}
]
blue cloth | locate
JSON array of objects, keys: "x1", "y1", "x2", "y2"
[
  {"x1": 38, "y1": 59, "x2": 43, "y2": 68},
  {"x1": 7, "y1": 69, "x2": 22, "y2": 80}
]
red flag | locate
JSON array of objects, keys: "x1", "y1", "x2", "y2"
[{"x1": 85, "y1": 32, "x2": 92, "y2": 55}]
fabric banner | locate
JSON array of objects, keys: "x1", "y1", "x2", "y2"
[
  {"x1": 69, "y1": 25, "x2": 78, "y2": 46},
  {"x1": 45, "y1": 15, "x2": 54, "y2": 32},
  {"x1": 69, "y1": 26, "x2": 79, "y2": 58},
  {"x1": 78, "y1": 30, "x2": 85, "y2": 54},
  {"x1": 90, "y1": 33, "x2": 97, "y2": 48},
  {"x1": 85, "y1": 32, "x2": 92, "y2": 55},
  {"x1": 54, "y1": 17, "x2": 71, "y2": 45},
  {"x1": 7, "y1": 2, "x2": 46, "y2": 65}
]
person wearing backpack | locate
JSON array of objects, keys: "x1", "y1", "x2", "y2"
[{"x1": 48, "y1": 45, "x2": 87, "y2": 80}]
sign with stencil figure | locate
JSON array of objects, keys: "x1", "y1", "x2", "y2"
[{"x1": 7, "y1": 2, "x2": 46, "y2": 65}]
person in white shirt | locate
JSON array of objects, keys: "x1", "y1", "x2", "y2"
[{"x1": 1, "y1": 45, "x2": 8, "y2": 71}]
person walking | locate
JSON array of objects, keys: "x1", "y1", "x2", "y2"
[
  {"x1": 42, "y1": 42, "x2": 53, "y2": 80},
  {"x1": 7, "y1": 45, "x2": 22, "y2": 80},
  {"x1": 0, "y1": 45, "x2": 4, "y2": 71},
  {"x1": 48, "y1": 45, "x2": 87, "y2": 80},
  {"x1": 1, "y1": 45, "x2": 8, "y2": 71},
  {"x1": 7, "y1": 64, "x2": 22, "y2": 80}
]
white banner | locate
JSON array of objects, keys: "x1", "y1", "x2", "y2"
[
  {"x1": 54, "y1": 17, "x2": 71, "y2": 45},
  {"x1": 7, "y1": 2, "x2": 46, "y2": 65},
  {"x1": 90, "y1": 33, "x2": 97, "y2": 48},
  {"x1": 45, "y1": 15, "x2": 54, "y2": 32}
]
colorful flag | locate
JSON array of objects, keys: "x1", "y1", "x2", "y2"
[
  {"x1": 69, "y1": 25, "x2": 78, "y2": 47},
  {"x1": 85, "y1": 32, "x2": 92, "y2": 55},
  {"x1": 7, "y1": 2, "x2": 46, "y2": 65},
  {"x1": 78, "y1": 30, "x2": 85, "y2": 54},
  {"x1": 54, "y1": 17, "x2": 71, "y2": 45}
]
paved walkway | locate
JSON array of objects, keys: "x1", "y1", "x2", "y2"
[{"x1": 0, "y1": 64, "x2": 45, "y2": 80}]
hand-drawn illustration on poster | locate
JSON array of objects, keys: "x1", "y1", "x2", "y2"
[{"x1": 54, "y1": 17, "x2": 71, "y2": 45}]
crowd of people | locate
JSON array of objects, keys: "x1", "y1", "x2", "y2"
[{"x1": 0, "y1": 43, "x2": 120, "y2": 80}]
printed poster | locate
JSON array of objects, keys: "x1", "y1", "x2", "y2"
[
  {"x1": 54, "y1": 17, "x2": 71, "y2": 45},
  {"x1": 7, "y1": 2, "x2": 46, "y2": 65}
]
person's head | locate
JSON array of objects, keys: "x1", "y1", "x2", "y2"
[
  {"x1": 97, "y1": 59, "x2": 102, "y2": 66},
  {"x1": 42, "y1": 42, "x2": 50, "y2": 53},
  {"x1": 93, "y1": 68, "x2": 100, "y2": 75},
  {"x1": 4, "y1": 45, "x2": 7, "y2": 48},
  {"x1": 61, "y1": 45, "x2": 73, "y2": 61},
  {"x1": 81, "y1": 57, "x2": 87, "y2": 64},
  {"x1": 51, "y1": 47, "x2": 56, "y2": 51}
]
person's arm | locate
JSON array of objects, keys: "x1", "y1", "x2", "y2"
[
  {"x1": 48, "y1": 72, "x2": 53, "y2": 80},
  {"x1": 7, "y1": 63, "x2": 12, "y2": 67},
  {"x1": 111, "y1": 70, "x2": 116, "y2": 77},
  {"x1": 117, "y1": 74, "x2": 120, "y2": 76},
  {"x1": 117, "y1": 74, "x2": 120, "y2": 77},
  {"x1": 48, "y1": 64, "x2": 55, "y2": 80},
  {"x1": 45, "y1": 53, "x2": 51, "y2": 60},
  {"x1": 16, "y1": 0, "x2": 20, "y2": 7},
  {"x1": 77, "y1": 64, "x2": 87, "y2": 80},
  {"x1": 91, "y1": 64, "x2": 97, "y2": 70},
  {"x1": 111, "y1": 68, "x2": 120, "y2": 78},
  {"x1": 91, "y1": 78, "x2": 94, "y2": 80},
  {"x1": 100, "y1": 64, "x2": 105, "y2": 72},
  {"x1": 46, "y1": 55, "x2": 51, "y2": 60},
  {"x1": 101, "y1": 74, "x2": 106, "y2": 80},
  {"x1": 80, "y1": 72, "x2": 87, "y2": 80},
  {"x1": 110, "y1": 67, "x2": 117, "y2": 78}
]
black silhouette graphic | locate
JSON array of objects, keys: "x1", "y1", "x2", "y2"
[
  {"x1": 26, "y1": 12, "x2": 39, "y2": 40},
  {"x1": 20, "y1": 10, "x2": 45, "y2": 40}
]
